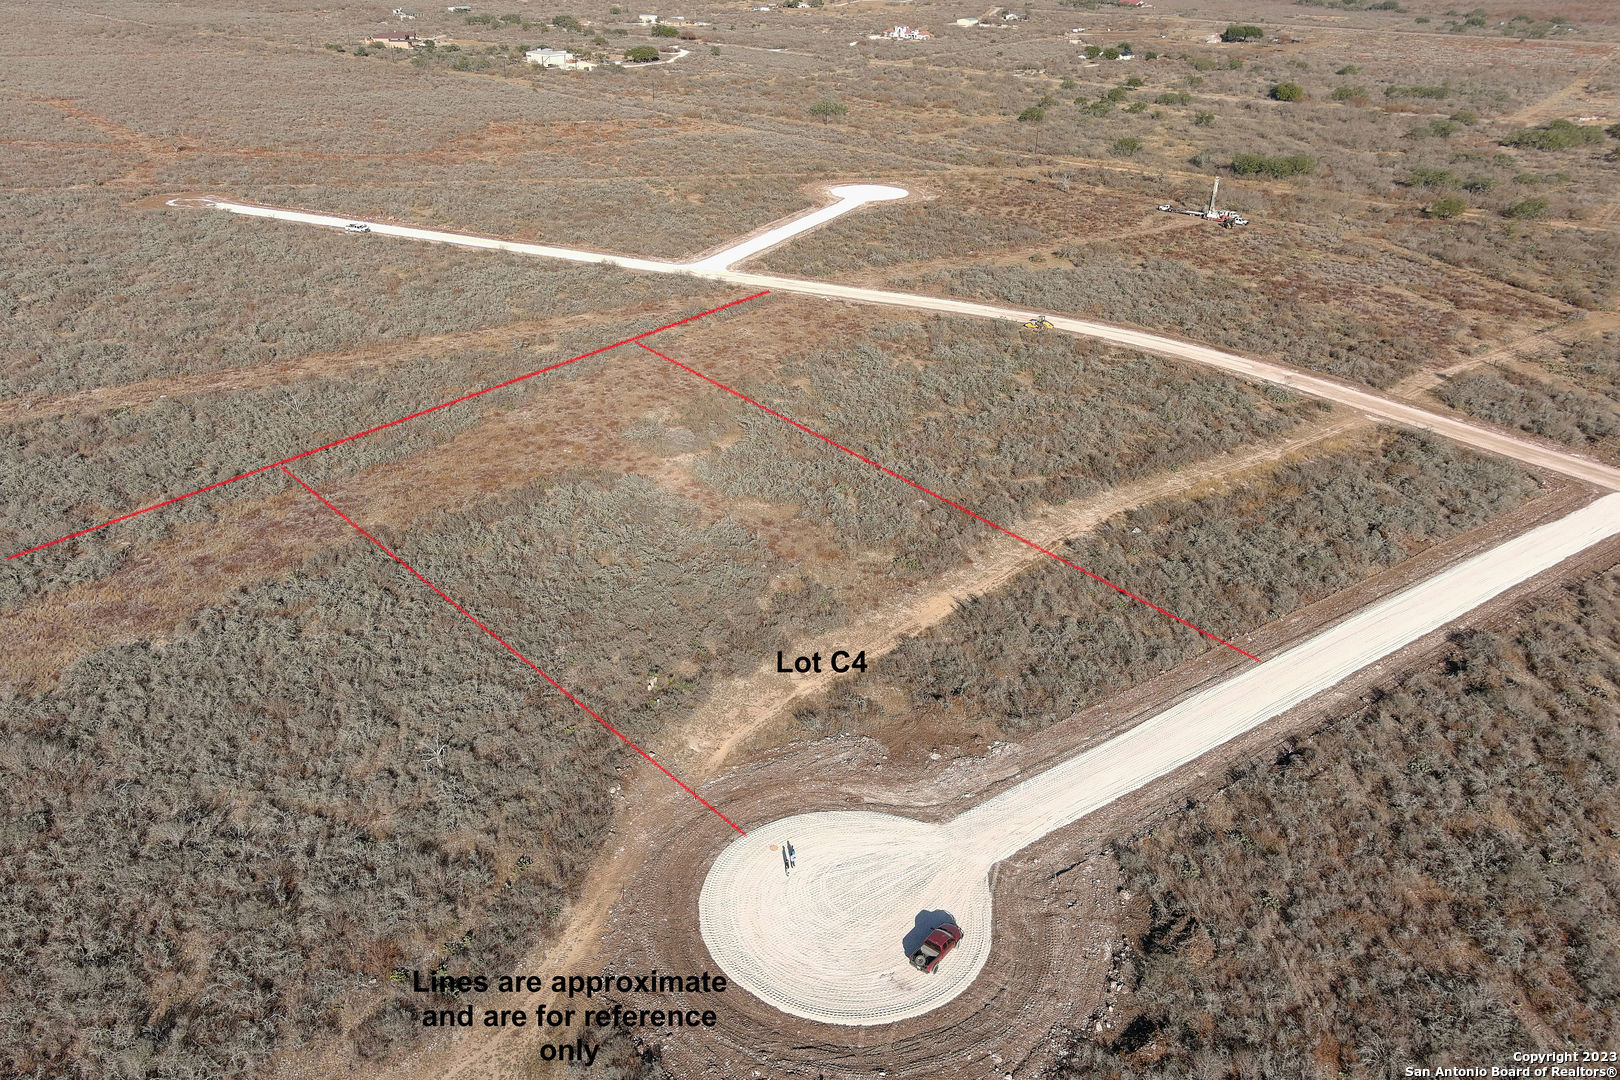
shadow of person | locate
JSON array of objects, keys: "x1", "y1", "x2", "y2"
[{"x1": 902, "y1": 909, "x2": 956, "y2": 959}]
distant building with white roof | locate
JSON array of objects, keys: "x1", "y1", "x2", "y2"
[{"x1": 524, "y1": 46, "x2": 594, "y2": 68}]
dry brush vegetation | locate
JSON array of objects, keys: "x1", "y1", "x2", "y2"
[
  {"x1": 1, "y1": 190, "x2": 709, "y2": 400},
  {"x1": 1, "y1": 473, "x2": 796, "y2": 1078},
  {"x1": 896, "y1": 227, "x2": 1564, "y2": 387},
  {"x1": 0, "y1": 298, "x2": 1329, "y2": 1076},
  {"x1": 1050, "y1": 569, "x2": 1620, "y2": 1077},
  {"x1": 1433, "y1": 332, "x2": 1620, "y2": 461},
  {"x1": 688, "y1": 316, "x2": 1313, "y2": 579},
  {"x1": 793, "y1": 430, "x2": 1538, "y2": 739},
  {"x1": 3, "y1": 0, "x2": 1617, "y2": 1076}
]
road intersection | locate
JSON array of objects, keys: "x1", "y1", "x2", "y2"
[{"x1": 168, "y1": 190, "x2": 1620, "y2": 492}]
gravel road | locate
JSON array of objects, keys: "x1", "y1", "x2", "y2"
[
  {"x1": 698, "y1": 493, "x2": 1620, "y2": 1025},
  {"x1": 173, "y1": 193, "x2": 1620, "y2": 492}
]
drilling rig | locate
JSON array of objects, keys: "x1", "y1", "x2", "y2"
[{"x1": 1156, "y1": 179, "x2": 1249, "y2": 226}]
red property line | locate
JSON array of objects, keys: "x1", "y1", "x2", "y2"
[
  {"x1": 638, "y1": 341, "x2": 1260, "y2": 663},
  {"x1": 9, "y1": 292, "x2": 769, "y2": 561},
  {"x1": 280, "y1": 465, "x2": 746, "y2": 835}
]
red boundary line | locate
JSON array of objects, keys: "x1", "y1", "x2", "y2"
[
  {"x1": 637, "y1": 341, "x2": 1260, "y2": 663},
  {"x1": 280, "y1": 465, "x2": 746, "y2": 835},
  {"x1": 9, "y1": 292, "x2": 769, "y2": 560}
]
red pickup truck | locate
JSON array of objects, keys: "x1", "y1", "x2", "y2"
[{"x1": 909, "y1": 924, "x2": 964, "y2": 973}]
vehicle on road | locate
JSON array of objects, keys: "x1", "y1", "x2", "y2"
[
  {"x1": 345, "y1": 222, "x2": 371, "y2": 233},
  {"x1": 1022, "y1": 316, "x2": 1054, "y2": 330},
  {"x1": 909, "y1": 923, "x2": 964, "y2": 972}
]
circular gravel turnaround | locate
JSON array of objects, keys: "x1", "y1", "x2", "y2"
[
  {"x1": 697, "y1": 811, "x2": 994, "y2": 1026},
  {"x1": 824, "y1": 183, "x2": 910, "y2": 202}
]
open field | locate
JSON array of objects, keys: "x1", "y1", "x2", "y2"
[
  {"x1": 0, "y1": 286, "x2": 1338, "y2": 1075},
  {"x1": 2, "y1": 301, "x2": 1316, "y2": 681},
  {"x1": 3, "y1": 0, "x2": 1619, "y2": 1076},
  {"x1": 1431, "y1": 330, "x2": 1620, "y2": 462},
  {"x1": 151, "y1": 192, "x2": 1620, "y2": 490},
  {"x1": 601, "y1": 478, "x2": 1618, "y2": 1080}
]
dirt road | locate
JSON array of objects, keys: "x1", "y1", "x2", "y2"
[
  {"x1": 663, "y1": 417, "x2": 1366, "y2": 771},
  {"x1": 167, "y1": 186, "x2": 1620, "y2": 1063},
  {"x1": 684, "y1": 183, "x2": 908, "y2": 271}
]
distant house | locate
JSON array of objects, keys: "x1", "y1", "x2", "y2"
[
  {"x1": 638, "y1": 13, "x2": 660, "y2": 22},
  {"x1": 524, "y1": 46, "x2": 595, "y2": 68},
  {"x1": 885, "y1": 24, "x2": 932, "y2": 39},
  {"x1": 447, "y1": 5, "x2": 471, "y2": 11},
  {"x1": 366, "y1": 32, "x2": 418, "y2": 48}
]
